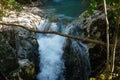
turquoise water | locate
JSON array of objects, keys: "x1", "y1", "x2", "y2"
[{"x1": 44, "y1": 0, "x2": 89, "y2": 17}]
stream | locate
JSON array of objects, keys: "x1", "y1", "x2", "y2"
[
  {"x1": 44, "y1": 0, "x2": 89, "y2": 17},
  {"x1": 36, "y1": 0, "x2": 90, "y2": 80}
]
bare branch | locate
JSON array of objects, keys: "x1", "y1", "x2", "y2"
[
  {"x1": 103, "y1": 0, "x2": 110, "y2": 79},
  {"x1": 0, "y1": 21, "x2": 107, "y2": 46},
  {"x1": 110, "y1": 20, "x2": 119, "y2": 79}
]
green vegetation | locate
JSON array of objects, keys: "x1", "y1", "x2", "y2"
[
  {"x1": 85, "y1": 0, "x2": 120, "y2": 24},
  {"x1": 86, "y1": 0, "x2": 120, "y2": 80},
  {"x1": 0, "y1": 0, "x2": 22, "y2": 18}
]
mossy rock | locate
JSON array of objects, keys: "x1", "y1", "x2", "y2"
[{"x1": 19, "y1": 62, "x2": 35, "y2": 80}]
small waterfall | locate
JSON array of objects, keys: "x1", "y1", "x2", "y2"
[
  {"x1": 70, "y1": 40, "x2": 91, "y2": 80},
  {"x1": 64, "y1": 23, "x2": 91, "y2": 80},
  {"x1": 36, "y1": 18, "x2": 91, "y2": 80},
  {"x1": 37, "y1": 19, "x2": 65, "y2": 80}
]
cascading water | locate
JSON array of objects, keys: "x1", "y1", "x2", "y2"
[
  {"x1": 36, "y1": 18, "x2": 91, "y2": 80},
  {"x1": 37, "y1": 19, "x2": 65, "y2": 80},
  {"x1": 36, "y1": 0, "x2": 91, "y2": 80},
  {"x1": 63, "y1": 23, "x2": 91, "y2": 80}
]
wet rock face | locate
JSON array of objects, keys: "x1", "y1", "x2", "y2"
[
  {"x1": 66, "y1": 10, "x2": 107, "y2": 77},
  {"x1": 78, "y1": 10, "x2": 107, "y2": 76},
  {"x1": 0, "y1": 10, "x2": 41, "y2": 79},
  {"x1": 15, "y1": 28, "x2": 38, "y2": 60},
  {"x1": 0, "y1": 27, "x2": 38, "y2": 80},
  {"x1": 63, "y1": 39, "x2": 91, "y2": 80},
  {"x1": 75, "y1": 10, "x2": 120, "y2": 77},
  {"x1": 0, "y1": 33, "x2": 19, "y2": 79},
  {"x1": 63, "y1": 39, "x2": 82, "y2": 80}
]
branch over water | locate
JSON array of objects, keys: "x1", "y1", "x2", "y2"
[{"x1": 0, "y1": 21, "x2": 107, "y2": 46}]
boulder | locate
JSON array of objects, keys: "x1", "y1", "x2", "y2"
[
  {"x1": 0, "y1": 9, "x2": 41, "y2": 79},
  {"x1": 70, "y1": 10, "x2": 120, "y2": 78},
  {"x1": 0, "y1": 33, "x2": 19, "y2": 79}
]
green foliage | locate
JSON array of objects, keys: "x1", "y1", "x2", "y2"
[
  {"x1": 84, "y1": 0, "x2": 120, "y2": 79},
  {"x1": 84, "y1": 0, "x2": 120, "y2": 24},
  {"x1": 109, "y1": 2, "x2": 120, "y2": 24},
  {"x1": 84, "y1": 1, "x2": 98, "y2": 18},
  {"x1": 8, "y1": 0, "x2": 23, "y2": 11},
  {"x1": 0, "y1": 0, "x2": 23, "y2": 18}
]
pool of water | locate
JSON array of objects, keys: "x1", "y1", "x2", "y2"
[{"x1": 44, "y1": 0, "x2": 89, "y2": 18}]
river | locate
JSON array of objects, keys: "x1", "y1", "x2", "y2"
[{"x1": 36, "y1": 0, "x2": 91, "y2": 80}]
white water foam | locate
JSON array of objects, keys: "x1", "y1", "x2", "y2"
[{"x1": 37, "y1": 20, "x2": 65, "y2": 80}]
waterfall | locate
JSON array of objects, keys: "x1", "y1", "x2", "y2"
[
  {"x1": 37, "y1": 19, "x2": 65, "y2": 80},
  {"x1": 70, "y1": 40, "x2": 91, "y2": 80},
  {"x1": 65, "y1": 23, "x2": 91, "y2": 80},
  {"x1": 36, "y1": 18, "x2": 91, "y2": 80}
]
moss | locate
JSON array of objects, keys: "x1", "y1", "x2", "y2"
[{"x1": 19, "y1": 63, "x2": 35, "y2": 80}]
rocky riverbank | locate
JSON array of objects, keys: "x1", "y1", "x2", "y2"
[
  {"x1": 0, "y1": 1, "x2": 120, "y2": 80},
  {"x1": 0, "y1": 5, "x2": 42, "y2": 79}
]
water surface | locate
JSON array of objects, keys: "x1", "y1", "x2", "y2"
[{"x1": 44, "y1": 0, "x2": 89, "y2": 17}]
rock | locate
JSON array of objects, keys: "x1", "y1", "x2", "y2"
[
  {"x1": 70, "y1": 9, "x2": 120, "y2": 78},
  {"x1": 67, "y1": 10, "x2": 107, "y2": 77},
  {"x1": 19, "y1": 59, "x2": 35, "y2": 80},
  {"x1": 0, "y1": 33, "x2": 19, "y2": 79},
  {"x1": 64, "y1": 39, "x2": 81, "y2": 80},
  {"x1": 63, "y1": 21, "x2": 91, "y2": 80},
  {"x1": 63, "y1": 39, "x2": 91, "y2": 80},
  {"x1": 0, "y1": 8, "x2": 41, "y2": 79}
]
